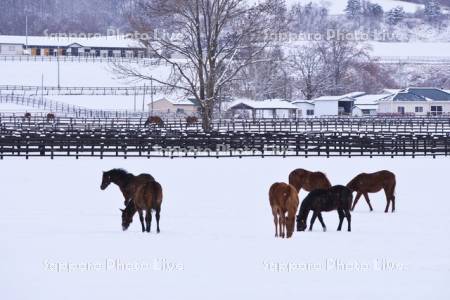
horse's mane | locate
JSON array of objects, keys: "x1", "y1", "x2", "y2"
[{"x1": 107, "y1": 168, "x2": 133, "y2": 179}]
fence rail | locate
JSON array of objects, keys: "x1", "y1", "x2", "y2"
[
  {"x1": 1, "y1": 116, "x2": 450, "y2": 158},
  {"x1": 0, "y1": 85, "x2": 166, "y2": 96},
  {"x1": 0, "y1": 55, "x2": 164, "y2": 65}
]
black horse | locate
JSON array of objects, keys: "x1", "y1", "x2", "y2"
[{"x1": 297, "y1": 185, "x2": 353, "y2": 232}]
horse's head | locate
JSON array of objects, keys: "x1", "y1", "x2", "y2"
[
  {"x1": 296, "y1": 215, "x2": 307, "y2": 232},
  {"x1": 100, "y1": 171, "x2": 112, "y2": 190},
  {"x1": 120, "y1": 208, "x2": 133, "y2": 231}
]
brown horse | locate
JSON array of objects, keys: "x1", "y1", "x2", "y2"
[
  {"x1": 100, "y1": 169, "x2": 155, "y2": 206},
  {"x1": 269, "y1": 182, "x2": 299, "y2": 238},
  {"x1": 186, "y1": 116, "x2": 198, "y2": 126},
  {"x1": 347, "y1": 170, "x2": 396, "y2": 213},
  {"x1": 121, "y1": 180, "x2": 163, "y2": 233},
  {"x1": 46, "y1": 113, "x2": 55, "y2": 122},
  {"x1": 144, "y1": 116, "x2": 164, "y2": 127},
  {"x1": 289, "y1": 169, "x2": 332, "y2": 197}
]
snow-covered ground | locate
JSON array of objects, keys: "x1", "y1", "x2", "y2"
[{"x1": 0, "y1": 157, "x2": 449, "y2": 299}]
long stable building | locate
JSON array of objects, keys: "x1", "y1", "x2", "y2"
[{"x1": 0, "y1": 35, "x2": 147, "y2": 58}]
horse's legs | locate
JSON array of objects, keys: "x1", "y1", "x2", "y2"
[
  {"x1": 317, "y1": 212, "x2": 327, "y2": 232},
  {"x1": 363, "y1": 193, "x2": 374, "y2": 211},
  {"x1": 138, "y1": 210, "x2": 145, "y2": 233},
  {"x1": 272, "y1": 211, "x2": 278, "y2": 237},
  {"x1": 351, "y1": 192, "x2": 362, "y2": 211},
  {"x1": 345, "y1": 210, "x2": 352, "y2": 232},
  {"x1": 384, "y1": 188, "x2": 391, "y2": 213},
  {"x1": 155, "y1": 209, "x2": 161, "y2": 233},
  {"x1": 384, "y1": 188, "x2": 396, "y2": 213},
  {"x1": 391, "y1": 195, "x2": 396, "y2": 213},
  {"x1": 279, "y1": 215, "x2": 285, "y2": 238},
  {"x1": 309, "y1": 211, "x2": 317, "y2": 231},
  {"x1": 337, "y1": 210, "x2": 345, "y2": 231},
  {"x1": 145, "y1": 210, "x2": 152, "y2": 233}
]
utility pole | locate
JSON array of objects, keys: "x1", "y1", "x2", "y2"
[
  {"x1": 25, "y1": 16, "x2": 28, "y2": 52},
  {"x1": 134, "y1": 87, "x2": 137, "y2": 112},
  {"x1": 150, "y1": 77, "x2": 154, "y2": 115},
  {"x1": 142, "y1": 83, "x2": 146, "y2": 112},
  {"x1": 41, "y1": 74, "x2": 44, "y2": 107},
  {"x1": 57, "y1": 46, "x2": 61, "y2": 89}
]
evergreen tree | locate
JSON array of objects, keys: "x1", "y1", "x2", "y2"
[
  {"x1": 424, "y1": 0, "x2": 443, "y2": 24},
  {"x1": 345, "y1": 0, "x2": 362, "y2": 21},
  {"x1": 386, "y1": 6, "x2": 405, "y2": 26}
]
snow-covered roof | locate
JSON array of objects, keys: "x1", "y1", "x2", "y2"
[
  {"x1": 292, "y1": 100, "x2": 314, "y2": 106},
  {"x1": 153, "y1": 97, "x2": 196, "y2": 106},
  {"x1": 229, "y1": 99, "x2": 297, "y2": 110},
  {"x1": 0, "y1": 35, "x2": 144, "y2": 49},
  {"x1": 380, "y1": 88, "x2": 450, "y2": 102},
  {"x1": 354, "y1": 94, "x2": 390, "y2": 105},
  {"x1": 354, "y1": 104, "x2": 378, "y2": 110}
]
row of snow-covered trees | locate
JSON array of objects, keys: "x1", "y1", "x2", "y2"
[
  {"x1": 0, "y1": 0, "x2": 136, "y2": 35},
  {"x1": 345, "y1": 0, "x2": 447, "y2": 26}
]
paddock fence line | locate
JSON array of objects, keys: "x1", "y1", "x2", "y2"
[
  {"x1": 1, "y1": 116, "x2": 450, "y2": 158},
  {"x1": 0, "y1": 85, "x2": 166, "y2": 96}
]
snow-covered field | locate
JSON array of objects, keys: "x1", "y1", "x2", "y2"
[{"x1": 0, "y1": 157, "x2": 449, "y2": 299}]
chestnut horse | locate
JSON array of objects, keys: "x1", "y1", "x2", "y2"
[
  {"x1": 121, "y1": 180, "x2": 163, "y2": 233},
  {"x1": 186, "y1": 116, "x2": 198, "y2": 126},
  {"x1": 297, "y1": 185, "x2": 353, "y2": 232},
  {"x1": 100, "y1": 169, "x2": 155, "y2": 206},
  {"x1": 347, "y1": 170, "x2": 396, "y2": 213},
  {"x1": 269, "y1": 182, "x2": 299, "y2": 238},
  {"x1": 144, "y1": 116, "x2": 164, "y2": 127},
  {"x1": 288, "y1": 169, "x2": 332, "y2": 196}
]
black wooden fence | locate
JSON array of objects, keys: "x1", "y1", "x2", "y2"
[{"x1": 1, "y1": 116, "x2": 450, "y2": 159}]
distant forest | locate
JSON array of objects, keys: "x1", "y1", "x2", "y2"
[{"x1": 0, "y1": 0, "x2": 135, "y2": 35}]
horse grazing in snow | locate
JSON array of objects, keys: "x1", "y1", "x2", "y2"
[
  {"x1": 269, "y1": 182, "x2": 299, "y2": 239},
  {"x1": 297, "y1": 185, "x2": 353, "y2": 232},
  {"x1": 121, "y1": 180, "x2": 163, "y2": 233},
  {"x1": 347, "y1": 170, "x2": 397, "y2": 213}
]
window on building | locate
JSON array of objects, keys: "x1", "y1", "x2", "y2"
[
  {"x1": 176, "y1": 108, "x2": 185, "y2": 114},
  {"x1": 415, "y1": 107, "x2": 424, "y2": 113},
  {"x1": 306, "y1": 109, "x2": 314, "y2": 116},
  {"x1": 8, "y1": 45, "x2": 15, "y2": 51},
  {"x1": 397, "y1": 106, "x2": 405, "y2": 114},
  {"x1": 431, "y1": 106, "x2": 443, "y2": 116}
]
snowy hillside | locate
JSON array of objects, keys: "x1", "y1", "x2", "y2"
[{"x1": 0, "y1": 157, "x2": 449, "y2": 299}]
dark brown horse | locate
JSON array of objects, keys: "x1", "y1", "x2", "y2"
[
  {"x1": 186, "y1": 116, "x2": 198, "y2": 126},
  {"x1": 100, "y1": 169, "x2": 155, "y2": 206},
  {"x1": 121, "y1": 180, "x2": 163, "y2": 233},
  {"x1": 297, "y1": 185, "x2": 353, "y2": 232},
  {"x1": 269, "y1": 182, "x2": 299, "y2": 238},
  {"x1": 144, "y1": 116, "x2": 164, "y2": 127},
  {"x1": 46, "y1": 113, "x2": 55, "y2": 122},
  {"x1": 289, "y1": 169, "x2": 332, "y2": 197},
  {"x1": 347, "y1": 170, "x2": 396, "y2": 213}
]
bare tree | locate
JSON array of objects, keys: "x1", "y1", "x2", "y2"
[
  {"x1": 115, "y1": 0, "x2": 283, "y2": 130},
  {"x1": 288, "y1": 45, "x2": 330, "y2": 100},
  {"x1": 316, "y1": 22, "x2": 371, "y2": 95}
]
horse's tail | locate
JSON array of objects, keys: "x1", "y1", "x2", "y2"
[{"x1": 150, "y1": 181, "x2": 163, "y2": 211}]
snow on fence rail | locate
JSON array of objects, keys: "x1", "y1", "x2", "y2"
[
  {"x1": 1, "y1": 115, "x2": 450, "y2": 158},
  {"x1": 0, "y1": 85, "x2": 166, "y2": 96},
  {"x1": 0, "y1": 126, "x2": 448, "y2": 159},
  {"x1": 0, "y1": 55, "x2": 165, "y2": 65},
  {"x1": 0, "y1": 94, "x2": 149, "y2": 118}
]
